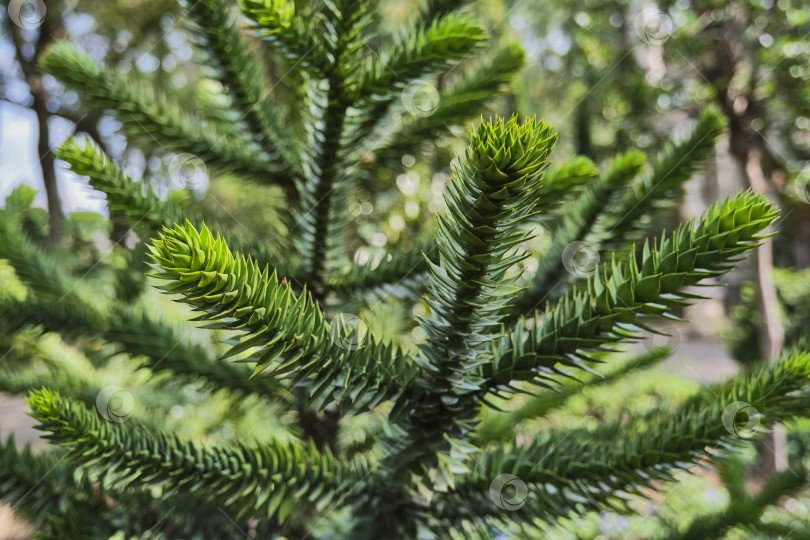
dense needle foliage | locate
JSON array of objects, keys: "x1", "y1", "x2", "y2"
[{"x1": 1, "y1": 0, "x2": 809, "y2": 538}]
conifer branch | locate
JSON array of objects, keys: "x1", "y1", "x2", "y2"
[
  {"x1": 294, "y1": 78, "x2": 350, "y2": 300},
  {"x1": 517, "y1": 151, "x2": 646, "y2": 312},
  {"x1": 328, "y1": 239, "x2": 436, "y2": 301},
  {"x1": 355, "y1": 13, "x2": 486, "y2": 102},
  {"x1": 57, "y1": 137, "x2": 292, "y2": 275},
  {"x1": 27, "y1": 389, "x2": 368, "y2": 522},
  {"x1": 0, "y1": 201, "x2": 284, "y2": 400},
  {"x1": 0, "y1": 434, "x2": 251, "y2": 539},
  {"x1": 0, "y1": 436, "x2": 101, "y2": 529},
  {"x1": 416, "y1": 116, "x2": 557, "y2": 391},
  {"x1": 241, "y1": 0, "x2": 327, "y2": 71},
  {"x1": 184, "y1": 0, "x2": 299, "y2": 171},
  {"x1": 40, "y1": 43, "x2": 295, "y2": 191},
  {"x1": 475, "y1": 347, "x2": 668, "y2": 444},
  {"x1": 438, "y1": 351, "x2": 810, "y2": 530},
  {"x1": 149, "y1": 221, "x2": 414, "y2": 411},
  {"x1": 347, "y1": 13, "x2": 487, "y2": 149},
  {"x1": 674, "y1": 461, "x2": 807, "y2": 540},
  {"x1": 419, "y1": 0, "x2": 469, "y2": 20},
  {"x1": 294, "y1": 0, "x2": 370, "y2": 299},
  {"x1": 56, "y1": 137, "x2": 182, "y2": 232},
  {"x1": 374, "y1": 43, "x2": 525, "y2": 160},
  {"x1": 0, "y1": 340, "x2": 100, "y2": 407},
  {"x1": 536, "y1": 155, "x2": 599, "y2": 217},
  {"x1": 487, "y1": 190, "x2": 778, "y2": 391},
  {"x1": 358, "y1": 118, "x2": 557, "y2": 533},
  {"x1": 0, "y1": 294, "x2": 282, "y2": 399},
  {"x1": 108, "y1": 306, "x2": 284, "y2": 397},
  {"x1": 0, "y1": 206, "x2": 103, "y2": 312},
  {"x1": 592, "y1": 106, "x2": 727, "y2": 249}
]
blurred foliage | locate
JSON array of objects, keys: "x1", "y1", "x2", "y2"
[{"x1": 727, "y1": 268, "x2": 810, "y2": 364}]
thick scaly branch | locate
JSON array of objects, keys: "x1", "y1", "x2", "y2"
[
  {"x1": 293, "y1": 0, "x2": 369, "y2": 300},
  {"x1": 355, "y1": 117, "x2": 556, "y2": 537}
]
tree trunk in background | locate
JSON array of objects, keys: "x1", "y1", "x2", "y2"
[
  {"x1": 574, "y1": 95, "x2": 593, "y2": 159},
  {"x1": 744, "y1": 148, "x2": 787, "y2": 476},
  {"x1": 786, "y1": 200, "x2": 810, "y2": 268},
  {"x1": 31, "y1": 80, "x2": 62, "y2": 243},
  {"x1": 724, "y1": 130, "x2": 787, "y2": 476},
  {"x1": 700, "y1": 4, "x2": 789, "y2": 477},
  {"x1": 9, "y1": 10, "x2": 62, "y2": 244}
]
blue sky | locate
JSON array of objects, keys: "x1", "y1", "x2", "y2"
[{"x1": 0, "y1": 100, "x2": 106, "y2": 215}]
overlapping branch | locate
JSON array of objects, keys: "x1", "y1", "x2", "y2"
[
  {"x1": 57, "y1": 137, "x2": 290, "y2": 274},
  {"x1": 437, "y1": 351, "x2": 810, "y2": 532},
  {"x1": 28, "y1": 389, "x2": 366, "y2": 523},
  {"x1": 518, "y1": 151, "x2": 646, "y2": 312},
  {"x1": 488, "y1": 190, "x2": 778, "y2": 391}
]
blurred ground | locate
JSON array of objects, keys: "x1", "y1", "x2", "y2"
[
  {"x1": 0, "y1": 395, "x2": 42, "y2": 449},
  {"x1": 0, "y1": 396, "x2": 37, "y2": 538}
]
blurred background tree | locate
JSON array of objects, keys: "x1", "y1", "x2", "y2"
[{"x1": 1, "y1": 0, "x2": 179, "y2": 242}]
